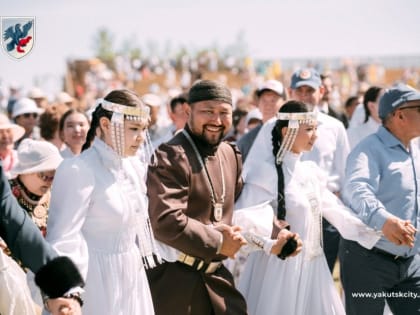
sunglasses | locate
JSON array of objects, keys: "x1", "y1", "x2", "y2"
[
  {"x1": 37, "y1": 171, "x2": 55, "y2": 182},
  {"x1": 22, "y1": 113, "x2": 38, "y2": 119}
]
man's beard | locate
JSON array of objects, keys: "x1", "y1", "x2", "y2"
[{"x1": 193, "y1": 125, "x2": 225, "y2": 147}]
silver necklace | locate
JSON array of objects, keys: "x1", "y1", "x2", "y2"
[{"x1": 182, "y1": 130, "x2": 225, "y2": 221}]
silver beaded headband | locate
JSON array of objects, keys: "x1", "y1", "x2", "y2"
[
  {"x1": 275, "y1": 111, "x2": 317, "y2": 164},
  {"x1": 276, "y1": 112, "x2": 317, "y2": 122},
  {"x1": 97, "y1": 98, "x2": 152, "y2": 158},
  {"x1": 101, "y1": 99, "x2": 150, "y2": 121}
]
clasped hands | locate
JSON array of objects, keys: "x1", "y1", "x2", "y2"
[
  {"x1": 214, "y1": 223, "x2": 302, "y2": 259},
  {"x1": 382, "y1": 217, "x2": 417, "y2": 247}
]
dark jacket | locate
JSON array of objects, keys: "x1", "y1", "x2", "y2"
[{"x1": 0, "y1": 163, "x2": 57, "y2": 272}]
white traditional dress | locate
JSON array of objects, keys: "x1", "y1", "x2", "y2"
[
  {"x1": 0, "y1": 249, "x2": 37, "y2": 315},
  {"x1": 46, "y1": 138, "x2": 156, "y2": 315},
  {"x1": 234, "y1": 118, "x2": 381, "y2": 315}
]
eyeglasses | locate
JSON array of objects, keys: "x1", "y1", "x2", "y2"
[
  {"x1": 37, "y1": 171, "x2": 55, "y2": 182},
  {"x1": 22, "y1": 113, "x2": 38, "y2": 119}
]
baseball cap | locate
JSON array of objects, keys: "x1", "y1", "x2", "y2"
[
  {"x1": 290, "y1": 68, "x2": 322, "y2": 89},
  {"x1": 256, "y1": 80, "x2": 284, "y2": 97},
  {"x1": 379, "y1": 83, "x2": 420, "y2": 119}
]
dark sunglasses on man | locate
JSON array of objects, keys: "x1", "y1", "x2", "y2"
[{"x1": 22, "y1": 113, "x2": 38, "y2": 119}]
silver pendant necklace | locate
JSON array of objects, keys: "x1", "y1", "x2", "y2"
[{"x1": 182, "y1": 130, "x2": 225, "y2": 222}]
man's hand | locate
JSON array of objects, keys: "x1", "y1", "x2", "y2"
[
  {"x1": 214, "y1": 224, "x2": 247, "y2": 259},
  {"x1": 382, "y1": 217, "x2": 417, "y2": 247},
  {"x1": 271, "y1": 229, "x2": 302, "y2": 257},
  {"x1": 45, "y1": 297, "x2": 82, "y2": 315}
]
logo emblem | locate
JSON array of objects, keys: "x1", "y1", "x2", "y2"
[
  {"x1": 299, "y1": 69, "x2": 311, "y2": 80},
  {"x1": 1, "y1": 16, "x2": 35, "y2": 59}
]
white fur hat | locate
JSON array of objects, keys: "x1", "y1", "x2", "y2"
[{"x1": 11, "y1": 139, "x2": 63, "y2": 176}]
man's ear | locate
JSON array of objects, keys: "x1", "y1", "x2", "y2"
[
  {"x1": 287, "y1": 87, "x2": 293, "y2": 98},
  {"x1": 318, "y1": 85, "x2": 326, "y2": 98},
  {"x1": 185, "y1": 105, "x2": 191, "y2": 118}
]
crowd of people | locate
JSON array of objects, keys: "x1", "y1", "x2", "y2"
[{"x1": 0, "y1": 64, "x2": 420, "y2": 315}]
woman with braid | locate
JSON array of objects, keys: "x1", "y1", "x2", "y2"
[
  {"x1": 235, "y1": 100, "x2": 381, "y2": 315},
  {"x1": 46, "y1": 89, "x2": 160, "y2": 314}
]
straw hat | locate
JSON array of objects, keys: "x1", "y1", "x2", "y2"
[
  {"x1": 11, "y1": 139, "x2": 63, "y2": 176},
  {"x1": 0, "y1": 113, "x2": 25, "y2": 142}
]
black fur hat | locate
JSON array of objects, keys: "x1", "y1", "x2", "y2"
[{"x1": 35, "y1": 256, "x2": 85, "y2": 298}]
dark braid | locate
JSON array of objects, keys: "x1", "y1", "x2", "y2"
[
  {"x1": 81, "y1": 89, "x2": 141, "y2": 152},
  {"x1": 81, "y1": 105, "x2": 111, "y2": 151},
  {"x1": 272, "y1": 120, "x2": 286, "y2": 220},
  {"x1": 271, "y1": 100, "x2": 310, "y2": 220}
]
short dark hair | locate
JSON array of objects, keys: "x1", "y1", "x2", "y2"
[
  {"x1": 169, "y1": 94, "x2": 188, "y2": 113},
  {"x1": 345, "y1": 96, "x2": 359, "y2": 108},
  {"x1": 39, "y1": 104, "x2": 69, "y2": 140}
]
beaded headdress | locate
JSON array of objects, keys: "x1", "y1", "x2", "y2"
[
  {"x1": 275, "y1": 111, "x2": 317, "y2": 164},
  {"x1": 98, "y1": 98, "x2": 154, "y2": 158}
]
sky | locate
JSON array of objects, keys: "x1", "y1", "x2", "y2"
[{"x1": 1, "y1": 0, "x2": 420, "y2": 96}]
